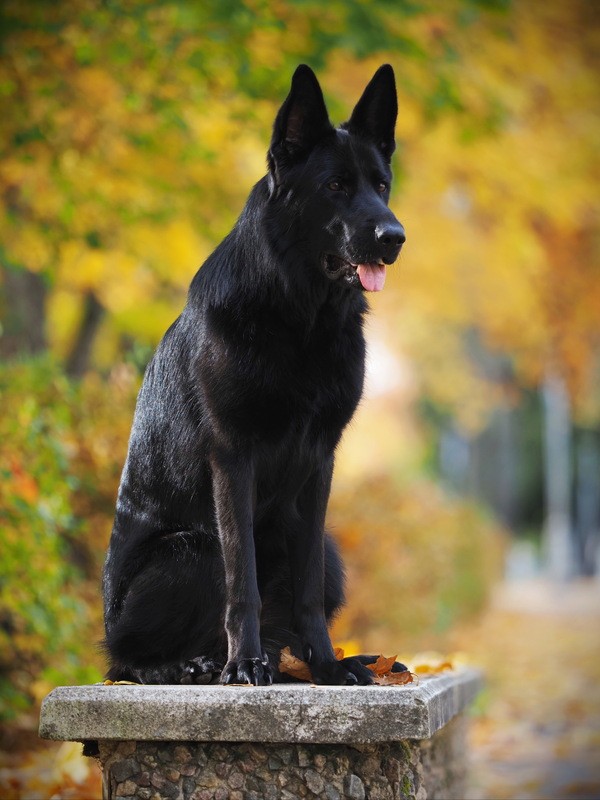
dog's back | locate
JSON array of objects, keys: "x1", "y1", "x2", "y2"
[{"x1": 103, "y1": 64, "x2": 404, "y2": 686}]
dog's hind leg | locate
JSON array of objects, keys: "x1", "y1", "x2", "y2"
[{"x1": 104, "y1": 535, "x2": 227, "y2": 684}]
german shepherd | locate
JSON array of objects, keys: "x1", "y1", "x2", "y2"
[{"x1": 103, "y1": 64, "x2": 405, "y2": 686}]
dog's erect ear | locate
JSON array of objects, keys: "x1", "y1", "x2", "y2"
[
  {"x1": 268, "y1": 65, "x2": 334, "y2": 182},
  {"x1": 345, "y1": 64, "x2": 397, "y2": 162}
]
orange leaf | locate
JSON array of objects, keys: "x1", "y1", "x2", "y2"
[
  {"x1": 333, "y1": 647, "x2": 345, "y2": 660},
  {"x1": 373, "y1": 670, "x2": 415, "y2": 686},
  {"x1": 9, "y1": 460, "x2": 39, "y2": 504},
  {"x1": 413, "y1": 661, "x2": 453, "y2": 675},
  {"x1": 366, "y1": 654, "x2": 398, "y2": 676},
  {"x1": 279, "y1": 647, "x2": 313, "y2": 682}
]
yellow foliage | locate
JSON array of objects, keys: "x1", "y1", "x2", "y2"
[
  {"x1": 0, "y1": 741, "x2": 100, "y2": 800},
  {"x1": 0, "y1": 0, "x2": 596, "y2": 425},
  {"x1": 124, "y1": 219, "x2": 209, "y2": 286},
  {"x1": 390, "y1": 0, "x2": 599, "y2": 417},
  {"x1": 2, "y1": 226, "x2": 53, "y2": 273},
  {"x1": 73, "y1": 67, "x2": 122, "y2": 108},
  {"x1": 329, "y1": 474, "x2": 506, "y2": 654}
]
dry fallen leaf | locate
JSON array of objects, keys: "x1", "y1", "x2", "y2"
[
  {"x1": 102, "y1": 680, "x2": 140, "y2": 685},
  {"x1": 279, "y1": 648, "x2": 417, "y2": 686},
  {"x1": 366, "y1": 654, "x2": 416, "y2": 685},
  {"x1": 373, "y1": 670, "x2": 415, "y2": 686},
  {"x1": 412, "y1": 660, "x2": 453, "y2": 675},
  {"x1": 279, "y1": 647, "x2": 313, "y2": 681},
  {"x1": 224, "y1": 684, "x2": 255, "y2": 688},
  {"x1": 366, "y1": 654, "x2": 399, "y2": 677}
]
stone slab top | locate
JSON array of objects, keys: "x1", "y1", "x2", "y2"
[{"x1": 39, "y1": 668, "x2": 481, "y2": 745}]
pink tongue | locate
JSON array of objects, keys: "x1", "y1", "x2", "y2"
[{"x1": 357, "y1": 263, "x2": 386, "y2": 292}]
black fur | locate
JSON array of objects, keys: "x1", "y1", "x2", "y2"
[{"x1": 103, "y1": 64, "x2": 406, "y2": 686}]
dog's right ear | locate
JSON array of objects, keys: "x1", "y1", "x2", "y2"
[{"x1": 268, "y1": 65, "x2": 334, "y2": 189}]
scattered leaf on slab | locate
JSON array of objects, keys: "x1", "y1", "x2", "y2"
[
  {"x1": 102, "y1": 680, "x2": 140, "y2": 685},
  {"x1": 413, "y1": 661, "x2": 453, "y2": 675},
  {"x1": 366, "y1": 654, "x2": 399, "y2": 677},
  {"x1": 279, "y1": 648, "x2": 417, "y2": 686},
  {"x1": 279, "y1": 646, "x2": 313, "y2": 681},
  {"x1": 224, "y1": 683, "x2": 255, "y2": 687},
  {"x1": 373, "y1": 670, "x2": 415, "y2": 686}
]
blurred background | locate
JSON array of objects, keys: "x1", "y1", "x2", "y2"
[{"x1": 0, "y1": 1, "x2": 598, "y2": 798}]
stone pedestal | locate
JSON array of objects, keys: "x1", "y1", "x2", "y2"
[{"x1": 39, "y1": 670, "x2": 481, "y2": 800}]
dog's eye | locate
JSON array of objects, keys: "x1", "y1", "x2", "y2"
[
  {"x1": 327, "y1": 180, "x2": 343, "y2": 192},
  {"x1": 378, "y1": 182, "x2": 388, "y2": 194}
]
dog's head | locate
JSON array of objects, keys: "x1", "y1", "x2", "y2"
[{"x1": 267, "y1": 64, "x2": 405, "y2": 293}]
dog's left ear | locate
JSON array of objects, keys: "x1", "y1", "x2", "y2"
[{"x1": 345, "y1": 64, "x2": 397, "y2": 162}]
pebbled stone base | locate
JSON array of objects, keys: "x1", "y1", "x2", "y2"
[{"x1": 96, "y1": 714, "x2": 467, "y2": 800}]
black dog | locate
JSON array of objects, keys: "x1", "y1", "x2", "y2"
[{"x1": 103, "y1": 64, "x2": 405, "y2": 686}]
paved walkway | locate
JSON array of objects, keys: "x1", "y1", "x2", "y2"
[{"x1": 458, "y1": 578, "x2": 600, "y2": 800}]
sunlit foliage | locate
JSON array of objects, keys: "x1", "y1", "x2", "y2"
[
  {"x1": 389, "y1": 1, "x2": 600, "y2": 427},
  {"x1": 0, "y1": 359, "x2": 137, "y2": 719},
  {"x1": 0, "y1": 0, "x2": 507, "y2": 367},
  {"x1": 0, "y1": 0, "x2": 597, "y2": 766},
  {"x1": 330, "y1": 475, "x2": 505, "y2": 653}
]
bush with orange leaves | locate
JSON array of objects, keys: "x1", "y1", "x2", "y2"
[
  {"x1": 0, "y1": 358, "x2": 504, "y2": 725},
  {"x1": 0, "y1": 358, "x2": 138, "y2": 721},
  {"x1": 328, "y1": 476, "x2": 506, "y2": 656}
]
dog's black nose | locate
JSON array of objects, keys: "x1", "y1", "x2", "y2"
[
  {"x1": 374, "y1": 221, "x2": 405, "y2": 263},
  {"x1": 375, "y1": 222, "x2": 406, "y2": 249}
]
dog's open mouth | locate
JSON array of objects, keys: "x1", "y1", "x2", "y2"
[{"x1": 324, "y1": 255, "x2": 386, "y2": 292}]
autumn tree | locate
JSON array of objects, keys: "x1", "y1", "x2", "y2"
[
  {"x1": 0, "y1": 0, "x2": 507, "y2": 373},
  {"x1": 389, "y1": 0, "x2": 599, "y2": 577}
]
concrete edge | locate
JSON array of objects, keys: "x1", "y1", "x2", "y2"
[{"x1": 39, "y1": 667, "x2": 483, "y2": 744}]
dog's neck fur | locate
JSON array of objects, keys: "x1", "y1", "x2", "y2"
[{"x1": 188, "y1": 174, "x2": 367, "y2": 332}]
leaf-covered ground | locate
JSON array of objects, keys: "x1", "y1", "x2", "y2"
[
  {"x1": 1, "y1": 578, "x2": 599, "y2": 799},
  {"x1": 457, "y1": 579, "x2": 600, "y2": 800}
]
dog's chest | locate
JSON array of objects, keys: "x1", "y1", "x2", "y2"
[
  {"x1": 204, "y1": 303, "x2": 366, "y2": 442},
  {"x1": 264, "y1": 325, "x2": 365, "y2": 448},
  {"x1": 265, "y1": 319, "x2": 363, "y2": 427}
]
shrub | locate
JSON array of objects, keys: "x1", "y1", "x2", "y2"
[
  {"x1": 329, "y1": 475, "x2": 506, "y2": 655},
  {"x1": 0, "y1": 358, "x2": 137, "y2": 720},
  {"x1": 0, "y1": 357, "x2": 504, "y2": 721}
]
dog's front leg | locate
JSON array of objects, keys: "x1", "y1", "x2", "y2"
[
  {"x1": 291, "y1": 459, "x2": 372, "y2": 685},
  {"x1": 210, "y1": 449, "x2": 272, "y2": 685}
]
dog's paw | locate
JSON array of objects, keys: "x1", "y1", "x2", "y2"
[
  {"x1": 180, "y1": 656, "x2": 224, "y2": 685},
  {"x1": 310, "y1": 656, "x2": 374, "y2": 686},
  {"x1": 221, "y1": 656, "x2": 273, "y2": 686}
]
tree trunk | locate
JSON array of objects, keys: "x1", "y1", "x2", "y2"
[
  {"x1": 65, "y1": 291, "x2": 105, "y2": 378},
  {"x1": 487, "y1": 404, "x2": 518, "y2": 530},
  {"x1": 0, "y1": 265, "x2": 48, "y2": 358},
  {"x1": 575, "y1": 429, "x2": 600, "y2": 576},
  {"x1": 542, "y1": 369, "x2": 576, "y2": 581}
]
